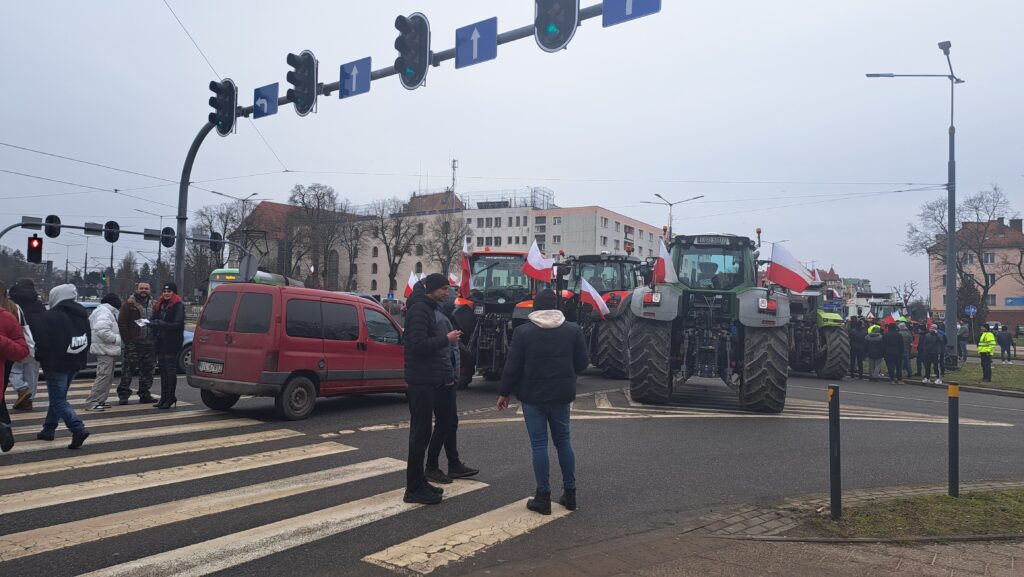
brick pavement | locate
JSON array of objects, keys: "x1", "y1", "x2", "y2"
[{"x1": 471, "y1": 481, "x2": 1024, "y2": 577}]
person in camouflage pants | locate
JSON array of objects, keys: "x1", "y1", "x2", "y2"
[{"x1": 117, "y1": 282, "x2": 158, "y2": 404}]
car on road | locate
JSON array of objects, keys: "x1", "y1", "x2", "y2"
[
  {"x1": 188, "y1": 284, "x2": 405, "y2": 420},
  {"x1": 77, "y1": 301, "x2": 194, "y2": 374}
]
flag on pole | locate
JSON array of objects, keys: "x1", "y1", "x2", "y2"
[
  {"x1": 765, "y1": 243, "x2": 813, "y2": 293},
  {"x1": 404, "y1": 270, "x2": 424, "y2": 298},
  {"x1": 579, "y1": 278, "x2": 610, "y2": 318},
  {"x1": 522, "y1": 240, "x2": 554, "y2": 282},
  {"x1": 652, "y1": 239, "x2": 678, "y2": 284},
  {"x1": 459, "y1": 236, "x2": 472, "y2": 298}
]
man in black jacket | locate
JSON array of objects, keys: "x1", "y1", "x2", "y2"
[
  {"x1": 403, "y1": 273, "x2": 462, "y2": 505},
  {"x1": 921, "y1": 325, "x2": 945, "y2": 384},
  {"x1": 34, "y1": 284, "x2": 91, "y2": 449},
  {"x1": 848, "y1": 319, "x2": 866, "y2": 379},
  {"x1": 882, "y1": 323, "x2": 905, "y2": 384},
  {"x1": 498, "y1": 289, "x2": 589, "y2": 515}
]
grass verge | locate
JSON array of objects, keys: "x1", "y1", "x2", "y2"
[
  {"x1": 790, "y1": 491, "x2": 1024, "y2": 538},
  {"x1": 946, "y1": 362, "x2": 1024, "y2": 392}
]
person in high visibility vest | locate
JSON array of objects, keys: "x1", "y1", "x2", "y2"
[{"x1": 977, "y1": 324, "x2": 997, "y2": 383}]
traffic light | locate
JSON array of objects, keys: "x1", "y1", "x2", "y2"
[
  {"x1": 27, "y1": 234, "x2": 43, "y2": 264},
  {"x1": 535, "y1": 0, "x2": 579, "y2": 52},
  {"x1": 104, "y1": 220, "x2": 120, "y2": 243},
  {"x1": 208, "y1": 78, "x2": 238, "y2": 137},
  {"x1": 394, "y1": 13, "x2": 431, "y2": 90},
  {"x1": 160, "y1": 226, "x2": 176, "y2": 249},
  {"x1": 44, "y1": 214, "x2": 61, "y2": 238},
  {"x1": 286, "y1": 50, "x2": 318, "y2": 116},
  {"x1": 209, "y1": 232, "x2": 224, "y2": 254}
]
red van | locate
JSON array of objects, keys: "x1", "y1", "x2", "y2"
[{"x1": 187, "y1": 284, "x2": 405, "y2": 420}]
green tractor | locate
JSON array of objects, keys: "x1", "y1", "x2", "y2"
[
  {"x1": 785, "y1": 284, "x2": 850, "y2": 379},
  {"x1": 625, "y1": 234, "x2": 791, "y2": 412}
]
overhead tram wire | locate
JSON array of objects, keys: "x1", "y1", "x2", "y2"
[{"x1": 0, "y1": 168, "x2": 177, "y2": 209}]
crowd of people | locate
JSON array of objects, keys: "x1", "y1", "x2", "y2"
[
  {"x1": 0, "y1": 279, "x2": 186, "y2": 453},
  {"x1": 847, "y1": 315, "x2": 1016, "y2": 385}
]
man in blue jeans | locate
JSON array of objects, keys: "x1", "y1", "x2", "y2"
[
  {"x1": 498, "y1": 289, "x2": 589, "y2": 514},
  {"x1": 33, "y1": 284, "x2": 91, "y2": 449}
]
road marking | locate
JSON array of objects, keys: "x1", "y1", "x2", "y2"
[
  {"x1": 10, "y1": 409, "x2": 218, "y2": 436},
  {"x1": 0, "y1": 441, "x2": 354, "y2": 515},
  {"x1": 7, "y1": 418, "x2": 264, "y2": 454},
  {"x1": 79, "y1": 480, "x2": 488, "y2": 577},
  {"x1": 790, "y1": 383, "x2": 1024, "y2": 414},
  {"x1": 6, "y1": 401, "x2": 193, "y2": 423},
  {"x1": 364, "y1": 497, "x2": 572, "y2": 574},
  {"x1": 0, "y1": 429, "x2": 303, "y2": 481},
  {"x1": 0, "y1": 457, "x2": 404, "y2": 562},
  {"x1": 594, "y1": 391, "x2": 612, "y2": 409}
]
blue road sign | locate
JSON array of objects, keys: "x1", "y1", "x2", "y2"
[
  {"x1": 253, "y1": 83, "x2": 279, "y2": 119},
  {"x1": 455, "y1": 17, "x2": 498, "y2": 69},
  {"x1": 964, "y1": 304, "x2": 977, "y2": 318},
  {"x1": 602, "y1": 0, "x2": 661, "y2": 27},
  {"x1": 339, "y1": 57, "x2": 371, "y2": 99}
]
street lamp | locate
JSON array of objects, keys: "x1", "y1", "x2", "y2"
[
  {"x1": 866, "y1": 40, "x2": 964, "y2": 359},
  {"x1": 640, "y1": 194, "x2": 705, "y2": 240},
  {"x1": 135, "y1": 208, "x2": 174, "y2": 285}
]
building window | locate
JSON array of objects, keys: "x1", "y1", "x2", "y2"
[
  {"x1": 371, "y1": 263, "x2": 378, "y2": 274},
  {"x1": 415, "y1": 262, "x2": 423, "y2": 274},
  {"x1": 467, "y1": 218, "x2": 472, "y2": 225},
  {"x1": 601, "y1": 217, "x2": 609, "y2": 228},
  {"x1": 371, "y1": 279, "x2": 378, "y2": 291},
  {"x1": 508, "y1": 236, "x2": 513, "y2": 244},
  {"x1": 350, "y1": 263, "x2": 358, "y2": 275},
  {"x1": 649, "y1": 232, "x2": 654, "y2": 241},
  {"x1": 477, "y1": 218, "x2": 484, "y2": 228},
  {"x1": 614, "y1": 221, "x2": 621, "y2": 232},
  {"x1": 552, "y1": 235, "x2": 561, "y2": 243},
  {"x1": 983, "y1": 252, "x2": 995, "y2": 264},
  {"x1": 486, "y1": 237, "x2": 494, "y2": 246},
  {"x1": 476, "y1": 237, "x2": 485, "y2": 247},
  {"x1": 372, "y1": 246, "x2": 379, "y2": 258},
  {"x1": 493, "y1": 236, "x2": 502, "y2": 247},
  {"x1": 649, "y1": 249, "x2": 653, "y2": 256},
  {"x1": 534, "y1": 216, "x2": 546, "y2": 225},
  {"x1": 415, "y1": 245, "x2": 424, "y2": 256},
  {"x1": 553, "y1": 216, "x2": 562, "y2": 225},
  {"x1": 986, "y1": 273, "x2": 996, "y2": 285},
  {"x1": 485, "y1": 217, "x2": 493, "y2": 227},
  {"x1": 600, "y1": 236, "x2": 608, "y2": 247},
  {"x1": 416, "y1": 223, "x2": 424, "y2": 235},
  {"x1": 507, "y1": 217, "x2": 513, "y2": 227},
  {"x1": 614, "y1": 240, "x2": 620, "y2": 250},
  {"x1": 986, "y1": 294, "x2": 996, "y2": 306},
  {"x1": 536, "y1": 225, "x2": 546, "y2": 233},
  {"x1": 962, "y1": 253, "x2": 974, "y2": 264}
]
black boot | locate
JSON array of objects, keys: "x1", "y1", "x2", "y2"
[
  {"x1": 558, "y1": 488, "x2": 577, "y2": 511},
  {"x1": 527, "y1": 489, "x2": 551, "y2": 515}
]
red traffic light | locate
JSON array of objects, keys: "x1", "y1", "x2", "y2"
[
  {"x1": 30, "y1": 238, "x2": 41, "y2": 248},
  {"x1": 27, "y1": 234, "x2": 43, "y2": 264}
]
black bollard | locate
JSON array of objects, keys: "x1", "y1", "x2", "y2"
[
  {"x1": 949, "y1": 382, "x2": 959, "y2": 497},
  {"x1": 828, "y1": 384, "x2": 842, "y2": 520}
]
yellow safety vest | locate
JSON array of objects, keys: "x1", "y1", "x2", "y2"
[{"x1": 978, "y1": 331, "x2": 996, "y2": 354}]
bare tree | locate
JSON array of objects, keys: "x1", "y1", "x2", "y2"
[
  {"x1": 194, "y1": 201, "x2": 244, "y2": 267},
  {"x1": 424, "y1": 211, "x2": 471, "y2": 276},
  {"x1": 185, "y1": 223, "x2": 218, "y2": 297},
  {"x1": 890, "y1": 281, "x2": 919, "y2": 309},
  {"x1": 113, "y1": 252, "x2": 138, "y2": 296},
  {"x1": 289, "y1": 183, "x2": 345, "y2": 289},
  {"x1": 368, "y1": 198, "x2": 421, "y2": 292},
  {"x1": 904, "y1": 185, "x2": 1016, "y2": 306},
  {"x1": 335, "y1": 199, "x2": 367, "y2": 291}
]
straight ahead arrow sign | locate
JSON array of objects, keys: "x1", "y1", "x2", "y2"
[
  {"x1": 471, "y1": 28, "x2": 480, "y2": 60},
  {"x1": 455, "y1": 17, "x2": 497, "y2": 69}
]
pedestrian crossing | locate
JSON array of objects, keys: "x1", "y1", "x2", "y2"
[{"x1": 0, "y1": 394, "x2": 573, "y2": 576}]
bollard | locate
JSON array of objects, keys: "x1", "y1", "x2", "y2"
[
  {"x1": 948, "y1": 382, "x2": 959, "y2": 497},
  {"x1": 828, "y1": 384, "x2": 842, "y2": 520}
]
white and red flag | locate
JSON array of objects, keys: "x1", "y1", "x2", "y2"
[
  {"x1": 766, "y1": 243, "x2": 814, "y2": 293},
  {"x1": 522, "y1": 240, "x2": 555, "y2": 283},
  {"x1": 459, "y1": 236, "x2": 472, "y2": 298},
  {"x1": 579, "y1": 278, "x2": 610, "y2": 318},
  {"x1": 652, "y1": 239, "x2": 678, "y2": 284},
  {"x1": 404, "y1": 270, "x2": 425, "y2": 298}
]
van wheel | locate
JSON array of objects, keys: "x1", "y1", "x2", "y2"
[
  {"x1": 275, "y1": 376, "x2": 317, "y2": 420},
  {"x1": 200, "y1": 389, "x2": 240, "y2": 411}
]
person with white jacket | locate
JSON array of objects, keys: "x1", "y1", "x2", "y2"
[{"x1": 85, "y1": 293, "x2": 123, "y2": 411}]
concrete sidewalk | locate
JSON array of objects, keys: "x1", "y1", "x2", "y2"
[{"x1": 472, "y1": 482, "x2": 1024, "y2": 577}]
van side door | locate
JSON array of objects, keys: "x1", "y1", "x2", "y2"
[
  {"x1": 280, "y1": 297, "x2": 326, "y2": 387},
  {"x1": 362, "y1": 307, "x2": 406, "y2": 390},
  {"x1": 320, "y1": 299, "x2": 364, "y2": 394}
]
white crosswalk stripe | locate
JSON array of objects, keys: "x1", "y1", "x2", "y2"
[
  {"x1": 8, "y1": 418, "x2": 264, "y2": 454},
  {"x1": 6, "y1": 400, "x2": 194, "y2": 423}
]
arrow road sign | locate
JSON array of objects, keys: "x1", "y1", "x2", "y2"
[
  {"x1": 602, "y1": 0, "x2": 661, "y2": 27},
  {"x1": 455, "y1": 17, "x2": 498, "y2": 69},
  {"x1": 964, "y1": 305, "x2": 977, "y2": 318},
  {"x1": 339, "y1": 57, "x2": 371, "y2": 98},
  {"x1": 253, "y1": 83, "x2": 279, "y2": 119}
]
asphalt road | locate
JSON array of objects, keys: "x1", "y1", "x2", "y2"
[{"x1": 2, "y1": 369, "x2": 1022, "y2": 577}]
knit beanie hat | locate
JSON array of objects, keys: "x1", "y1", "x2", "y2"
[
  {"x1": 422, "y1": 273, "x2": 448, "y2": 293},
  {"x1": 533, "y1": 289, "x2": 558, "y2": 311}
]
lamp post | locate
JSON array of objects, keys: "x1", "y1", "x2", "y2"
[
  {"x1": 866, "y1": 40, "x2": 964, "y2": 359},
  {"x1": 641, "y1": 194, "x2": 705, "y2": 240},
  {"x1": 135, "y1": 209, "x2": 174, "y2": 285}
]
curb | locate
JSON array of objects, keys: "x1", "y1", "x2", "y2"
[
  {"x1": 903, "y1": 379, "x2": 1024, "y2": 399},
  {"x1": 714, "y1": 533, "x2": 1024, "y2": 544}
]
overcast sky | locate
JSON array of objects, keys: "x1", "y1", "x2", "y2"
[{"x1": 2, "y1": 1, "x2": 1021, "y2": 295}]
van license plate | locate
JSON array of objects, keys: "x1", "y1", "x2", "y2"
[{"x1": 198, "y1": 361, "x2": 223, "y2": 374}]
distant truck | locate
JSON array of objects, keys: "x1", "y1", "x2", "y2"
[{"x1": 846, "y1": 291, "x2": 903, "y2": 324}]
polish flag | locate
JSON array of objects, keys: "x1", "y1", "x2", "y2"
[
  {"x1": 404, "y1": 270, "x2": 424, "y2": 298},
  {"x1": 448, "y1": 273, "x2": 459, "y2": 286},
  {"x1": 522, "y1": 240, "x2": 554, "y2": 283},
  {"x1": 579, "y1": 278, "x2": 610, "y2": 318},
  {"x1": 652, "y1": 239, "x2": 678, "y2": 284},
  {"x1": 459, "y1": 236, "x2": 473, "y2": 298},
  {"x1": 766, "y1": 243, "x2": 813, "y2": 293}
]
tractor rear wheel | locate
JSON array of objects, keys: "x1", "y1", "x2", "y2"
[
  {"x1": 815, "y1": 326, "x2": 850, "y2": 380},
  {"x1": 596, "y1": 311, "x2": 631, "y2": 379},
  {"x1": 627, "y1": 315, "x2": 673, "y2": 404},
  {"x1": 738, "y1": 327, "x2": 788, "y2": 413}
]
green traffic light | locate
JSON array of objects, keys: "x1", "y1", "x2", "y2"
[
  {"x1": 547, "y1": 23, "x2": 560, "y2": 35},
  {"x1": 404, "y1": 67, "x2": 414, "y2": 76}
]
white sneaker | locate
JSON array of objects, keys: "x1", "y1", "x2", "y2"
[
  {"x1": 935, "y1": 378, "x2": 943, "y2": 385},
  {"x1": 86, "y1": 404, "x2": 106, "y2": 411},
  {"x1": 921, "y1": 378, "x2": 930, "y2": 384}
]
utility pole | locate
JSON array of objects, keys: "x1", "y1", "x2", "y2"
[{"x1": 109, "y1": 244, "x2": 114, "y2": 292}]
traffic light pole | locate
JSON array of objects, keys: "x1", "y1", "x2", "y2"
[{"x1": 174, "y1": 121, "x2": 216, "y2": 291}]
